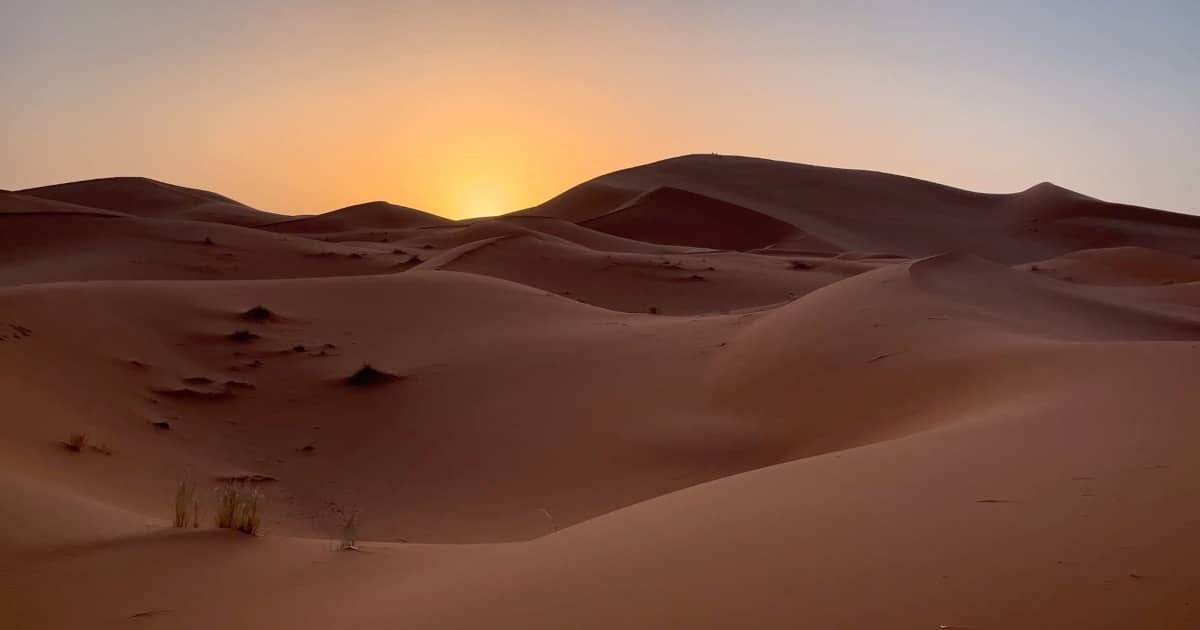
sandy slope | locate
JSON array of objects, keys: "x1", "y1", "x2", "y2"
[
  {"x1": 260, "y1": 200, "x2": 451, "y2": 235},
  {"x1": 581, "y1": 186, "x2": 801, "y2": 250},
  {"x1": 521, "y1": 155, "x2": 1200, "y2": 261},
  {"x1": 4, "y1": 157, "x2": 1200, "y2": 629},
  {"x1": 17, "y1": 177, "x2": 288, "y2": 227},
  {"x1": 422, "y1": 232, "x2": 881, "y2": 314},
  {"x1": 0, "y1": 195, "x2": 417, "y2": 285}
]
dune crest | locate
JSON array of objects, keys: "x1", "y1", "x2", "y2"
[{"x1": 4, "y1": 156, "x2": 1200, "y2": 629}]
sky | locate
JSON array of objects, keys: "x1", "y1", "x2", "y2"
[{"x1": 3, "y1": 0, "x2": 1198, "y2": 219}]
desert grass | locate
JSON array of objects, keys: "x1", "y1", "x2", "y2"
[
  {"x1": 339, "y1": 511, "x2": 360, "y2": 551},
  {"x1": 174, "y1": 478, "x2": 200, "y2": 528},
  {"x1": 215, "y1": 482, "x2": 262, "y2": 535},
  {"x1": 539, "y1": 508, "x2": 558, "y2": 533}
]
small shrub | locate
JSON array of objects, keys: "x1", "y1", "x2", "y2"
[
  {"x1": 648, "y1": 306, "x2": 660, "y2": 315},
  {"x1": 240, "y1": 305, "x2": 274, "y2": 321},
  {"x1": 346, "y1": 364, "x2": 399, "y2": 386},
  {"x1": 788, "y1": 260, "x2": 815, "y2": 270},
  {"x1": 215, "y1": 482, "x2": 262, "y2": 535},
  {"x1": 228, "y1": 330, "x2": 260, "y2": 343},
  {"x1": 175, "y1": 478, "x2": 200, "y2": 528},
  {"x1": 63, "y1": 433, "x2": 87, "y2": 452}
]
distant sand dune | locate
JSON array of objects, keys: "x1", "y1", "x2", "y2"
[
  {"x1": 3, "y1": 155, "x2": 1200, "y2": 629},
  {"x1": 19, "y1": 177, "x2": 287, "y2": 226},
  {"x1": 260, "y1": 200, "x2": 451, "y2": 233}
]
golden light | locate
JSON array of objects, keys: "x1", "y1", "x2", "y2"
[{"x1": 453, "y1": 175, "x2": 514, "y2": 219}]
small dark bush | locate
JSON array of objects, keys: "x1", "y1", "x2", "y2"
[
  {"x1": 228, "y1": 330, "x2": 260, "y2": 343},
  {"x1": 346, "y1": 364, "x2": 400, "y2": 386},
  {"x1": 240, "y1": 306, "x2": 275, "y2": 322}
]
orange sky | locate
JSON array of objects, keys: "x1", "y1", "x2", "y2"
[{"x1": 4, "y1": 2, "x2": 1198, "y2": 218}]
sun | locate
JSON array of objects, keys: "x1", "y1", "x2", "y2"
[{"x1": 453, "y1": 176, "x2": 517, "y2": 219}]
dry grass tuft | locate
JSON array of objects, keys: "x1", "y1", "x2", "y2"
[
  {"x1": 174, "y1": 478, "x2": 200, "y2": 528},
  {"x1": 339, "y1": 511, "x2": 360, "y2": 551},
  {"x1": 215, "y1": 482, "x2": 263, "y2": 535}
]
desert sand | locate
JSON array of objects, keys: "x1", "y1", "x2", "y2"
[{"x1": 2, "y1": 155, "x2": 1199, "y2": 628}]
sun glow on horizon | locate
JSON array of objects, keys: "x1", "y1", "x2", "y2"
[
  {"x1": 4, "y1": 2, "x2": 1198, "y2": 217},
  {"x1": 453, "y1": 177, "x2": 516, "y2": 219}
]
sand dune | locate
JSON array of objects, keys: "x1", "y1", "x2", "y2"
[
  {"x1": 4, "y1": 156, "x2": 1200, "y2": 628},
  {"x1": 18, "y1": 177, "x2": 288, "y2": 227},
  {"x1": 521, "y1": 155, "x2": 1200, "y2": 260},
  {"x1": 0, "y1": 212, "x2": 410, "y2": 286},
  {"x1": 582, "y1": 186, "x2": 800, "y2": 250},
  {"x1": 423, "y1": 232, "x2": 875, "y2": 314},
  {"x1": 1022, "y1": 245, "x2": 1200, "y2": 285},
  {"x1": 1, "y1": 191, "x2": 132, "y2": 218},
  {"x1": 261, "y1": 200, "x2": 451, "y2": 235}
]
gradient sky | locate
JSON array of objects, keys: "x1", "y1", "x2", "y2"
[{"x1": 3, "y1": 1, "x2": 1198, "y2": 218}]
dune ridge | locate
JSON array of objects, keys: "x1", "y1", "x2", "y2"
[{"x1": 3, "y1": 155, "x2": 1200, "y2": 628}]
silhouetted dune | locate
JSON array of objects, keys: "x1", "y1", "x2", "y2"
[
  {"x1": 521, "y1": 154, "x2": 1200, "y2": 262},
  {"x1": 261, "y1": 200, "x2": 451, "y2": 233},
  {"x1": 19, "y1": 176, "x2": 287, "y2": 226}
]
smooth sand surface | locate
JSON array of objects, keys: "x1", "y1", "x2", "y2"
[{"x1": 3, "y1": 155, "x2": 1199, "y2": 628}]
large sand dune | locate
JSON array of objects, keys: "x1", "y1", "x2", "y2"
[
  {"x1": 18, "y1": 177, "x2": 289, "y2": 227},
  {"x1": 3, "y1": 155, "x2": 1199, "y2": 628},
  {"x1": 522, "y1": 155, "x2": 1200, "y2": 260}
]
